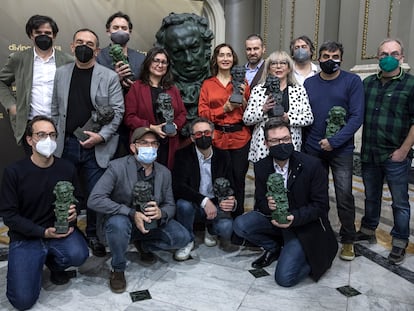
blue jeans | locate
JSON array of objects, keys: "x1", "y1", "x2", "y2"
[
  {"x1": 62, "y1": 136, "x2": 105, "y2": 238},
  {"x1": 361, "y1": 158, "x2": 411, "y2": 242},
  {"x1": 307, "y1": 152, "x2": 356, "y2": 243},
  {"x1": 176, "y1": 199, "x2": 233, "y2": 241},
  {"x1": 233, "y1": 211, "x2": 282, "y2": 253},
  {"x1": 6, "y1": 229, "x2": 88, "y2": 311},
  {"x1": 104, "y1": 215, "x2": 191, "y2": 271},
  {"x1": 275, "y1": 229, "x2": 311, "y2": 287}
]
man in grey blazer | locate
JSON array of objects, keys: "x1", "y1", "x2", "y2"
[
  {"x1": 51, "y1": 28, "x2": 124, "y2": 257},
  {"x1": 88, "y1": 127, "x2": 191, "y2": 293},
  {"x1": 0, "y1": 14, "x2": 73, "y2": 151}
]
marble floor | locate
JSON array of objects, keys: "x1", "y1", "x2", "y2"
[{"x1": 0, "y1": 170, "x2": 413, "y2": 311}]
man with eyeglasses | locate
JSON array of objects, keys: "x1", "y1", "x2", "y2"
[
  {"x1": 356, "y1": 38, "x2": 414, "y2": 265},
  {"x1": 172, "y1": 118, "x2": 237, "y2": 260},
  {"x1": 0, "y1": 15, "x2": 73, "y2": 154},
  {"x1": 52, "y1": 28, "x2": 124, "y2": 258},
  {"x1": 233, "y1": 119, "x2": 337, "y2": 287},
  {"x1": 88, "y1": 127, "x2": 190, "y2": 293},
  {"x1": 303, "y1": 41, "x2": 364, "y2": 261},
  {"x1": 0, "y1": 115, "x2": 89, "y2": 310}
]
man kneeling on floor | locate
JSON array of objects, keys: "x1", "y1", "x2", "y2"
[
  {"x1": 233, "y1": 119, "x2": 338, "y2": 287},
  {"x1": 172, "y1": 118, "x2": 237, "y2": 260},
  {"x1": 88, "y1": 127, "x2": 191, "y2": 293}
]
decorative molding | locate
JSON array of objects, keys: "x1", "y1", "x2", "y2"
[
  {"x1": 279, "y1": 0, "x2": 285, "y2": 49},
  {"x1": 290, "y1": 0, "x2": 295, "y2": 44},
  {"x1": 264, "y1": 0, "x2": 269, "y2": 48},
  {"x1": 313, "y1": 0, "x2": 320, "y2": 61},
  {"x1": 361, "y1": 0, "x2": 394, "y2": 60},
  {"x1": 202, "y1": 0, "x2": 225, "y2": 48}
]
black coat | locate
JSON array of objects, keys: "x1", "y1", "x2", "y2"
[
  {"x1": 172, "y1": 144, "x2": 234, "y2": 207},
  {"x1": 254, "y1": 151, "x2": 338, "y2": 281}
]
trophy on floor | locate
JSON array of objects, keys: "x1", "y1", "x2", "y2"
[
  {"x1": 325, "y1": 106, "x2": 347, "y2": 138},
  {"x1": 213, "y1": 177, "x2": 234, "y2": 219},
  {"x1": 109, "y1": 43, "x2": 135, "y2": 81},
  {"x1": 74, "y1": 104, "x2": 115, "y2": 142},
  {"x1": 264, "y1": 75, "x2": 284, "y2": 118},
  {"x1": 132, "y1": 181, "x2": 157, "y2": 230},
  {"x1": 266, "y1": 173, "x2": 290, "y2": 224},
  {"x1": 156, "y1": 93, "x2": 176, "y2": 135},
  {"x1": 53, "y1": 181, "x2": 78, "y2": 234},
  {"x1": 229, "y1": 65, "x2": 246, "y2": 104}
]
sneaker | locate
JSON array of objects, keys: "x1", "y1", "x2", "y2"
[
  {"x1": 204, "y1": 228, "x2": 217, "y2": 247},
  {"x1": 339, "y1": 243, "x2": 355, "y2": 261},
  {"x1": 174, "y1": 241, "x2": 194, "y2": 261},
  {"x1": 87, "y1": 237, "x2": 107, "y2": 257},
  {"x1": 388, "y1": 246, "x2": 406, "y2": 265},
  {"x1": 133, "y1": 240, "x2": 156, "y2": 263},
  {"x1": 50, "y1": 270, "x2": 71, "y2": 285},
  {"x1": 219, "y1": 239, "x2": 240, "y2": 253},
  {"x1": 355, "y1": 231, "x2": 377, "y2": 244},
  {"x1": 109, "y1": 271, "x2": 126, "y2": 293}
]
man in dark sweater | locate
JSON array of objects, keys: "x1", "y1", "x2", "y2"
[{"x1": 0, "y1": 116, "x2": 89, "y2": 310}]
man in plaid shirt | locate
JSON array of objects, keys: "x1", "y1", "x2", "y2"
[{"x1": 357, "y1": 38, "x2": 414, "y2": 265}]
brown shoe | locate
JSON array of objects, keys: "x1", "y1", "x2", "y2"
[{"x1": 109, "y1": 271, "x2": 126, "y2": 293}]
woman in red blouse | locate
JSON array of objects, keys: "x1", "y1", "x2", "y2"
[
  {"x1": 198, "y1": 43, "x2": 251, "y2": 216},
  {"x1": 124, "y1": 47, "x2": 187, "y2": 169}
]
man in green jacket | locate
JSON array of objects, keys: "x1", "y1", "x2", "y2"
[{"x1": 0, "y1": 14, "x2": 73, "y2": 153}]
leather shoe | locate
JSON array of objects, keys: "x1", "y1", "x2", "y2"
[
  {"x1": 251, "y1": 249, "x2": 280, "y2": 269},
  {"x1": 50, "y1": 270, "x2": 73, "y2": 285},
  {"x1": 87, "y1": 237, "x2": 107, "y2": 257},
  {"x1": 133, "y1": 240, "x2": 156, "y2": 263}
]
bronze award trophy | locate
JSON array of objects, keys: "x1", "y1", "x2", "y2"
[
  {"x1": 109, "y1": 43, "x2": 135, "y2": 81},
  {"x1": 325, "y1": 106, "x2": 347, "y2": 138},
  {"x1": 266, "y1": 173, "x2": 290, "y2": 224},
  {"x1": 264, "y1": 75, "x2": 284, "y2": 118},
  {"x1": 229, "y1": 65, "x2": 246, "y2": 104},
  {"x1": 156, "y1": 93, "x2": 176, "y2": 135},
  {"x1": 74, "y1": 104, "x2": 115, "y2": 142},
  {"x1": 213, "y1": 177, "x2": 234, "y2": 219},
  {"x1": 53, "y1": 181, "x2": 78, "y2": 234},
  {"x1": 132, "y1": 181, "x2": 157, "y2": 230}
]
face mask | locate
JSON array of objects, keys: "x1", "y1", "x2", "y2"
[
  {"x1": 379, "y1": 55, "x2": 399, "y2": 72},
  {"x1": 110, "y1": 31, "x2": 130, "y2": 46},
  {"x1": 75, "y1": 45, "x2": 94, "y2": 63},
  {"x1": 195, "y1": 136, "x2": 212, "y2": 150},
  {"x1": 136, "y1": 146, "x2": 157, "y2": 164},
  {"x1": 319, "y1": 59, "x2": 341, "y2": 74},
  {"x1": 35, "y1": 137, "x2": 57, "y2": 158},
  {"x1": 293, "y1": 48, "x2": 310, "y2": 63},
  {"x1": 269, "y1": 143, "x2": 294, "y2": 161},
  {"x1": 35, "y1": 35, "x2": 53, "y2": 51}
]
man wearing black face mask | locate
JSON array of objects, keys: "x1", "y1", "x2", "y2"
[
  {"x1": 303, "y1": 41, "x2": 364, "y2": 262},
  {"x1": 233, "y1": 119, "x2": 337, "y2": 287},
  {"x1": 52, "y1": 28, "x2": 124, "y2": 258},
  {"x1": 0, "y1": 14, "x2": 73, "y2": 153},
  {"x1": 172, "y1": 117, "x2": 237, "y2": 260}
]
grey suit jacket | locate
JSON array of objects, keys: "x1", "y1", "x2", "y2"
[
  {"x1": 51, "y1": 62, "x2": 124, "y2": 168},
  {"x1": 0, "y1": 48, "x2": 73, "y2": 144},
  {"x1": 87, "y1": 155, "x2": 175, "y2": 242}
]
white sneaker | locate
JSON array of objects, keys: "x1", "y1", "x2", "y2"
[
  {"x1": 174, "y1": 241, "x2": 194, "y2": 261},
  {"x1": 204, "y1": 228, "x2": 217, "y2": 247}
]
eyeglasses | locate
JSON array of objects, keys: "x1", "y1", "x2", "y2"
[
  {"x1": 134, "y1": 140, "x2": 160, "y2": 147},
  {"x1": 270, "y1": 60, "x2": 288, "y2": 67},
  {"x1": 152, "y1": 58, "x2": 169, "y2": 66},
  {"x1": 32, "y1": 131, "x2": 58, "y2": 140},
  {"x1": 191, "y1": 130, "x2": 212, "y2": 139},
  {"x1": 378, "y1": 51, "x2": 401, "y2": 59},
  {"x1": 266, "y1": 136, "x2": 291, "y2": 146}
]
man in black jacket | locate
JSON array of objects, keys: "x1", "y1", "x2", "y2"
[
  {"x1": 173, "y1": 117, "x2": 237, "y2": 260},
  {"x1": 233, "y1": 119, "x2": 337, "y2": 287}
]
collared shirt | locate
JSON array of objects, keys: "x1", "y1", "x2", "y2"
[
  {"x1": 293, "y1": 62, "x2": 319, "y2": 86},
  {"x1": 273, "y1": 159, "x2": 290, "y2": 188},
  {"x1": 196, "y1": 147, "x2": 214, "y2": 208},
  {"x1": 361, "y1": 68, "x2": 414, "y2": 164},
  {"x1": 245, "y1": 59, "x2": 264, "y2": 85},
  {"x1": 30, "y1": 48, "x2": 56, "y2": 119}
]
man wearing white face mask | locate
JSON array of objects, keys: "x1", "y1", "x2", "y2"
[
  {"x1": 0, "y1": 115, "x2": 89, "y2": 310},
  {"x1": 88, "y1": 127, "x2": 191, "y2": 293},
  {"x1": 290, "y1": 35, "x2": 319, "y2": 85}
]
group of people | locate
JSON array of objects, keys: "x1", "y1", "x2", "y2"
[{"x1": 0, "y1": 11, "x2": 412, "y2": 311}]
